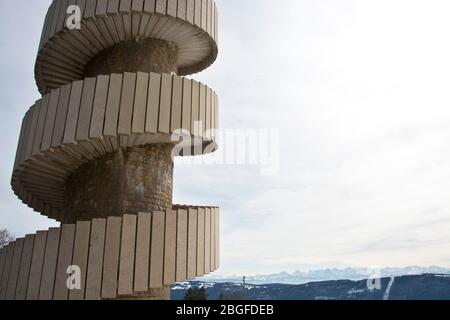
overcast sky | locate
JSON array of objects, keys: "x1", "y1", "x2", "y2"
[{"x1": 1, "y1": 0, "x2": 450, "y2": 276}]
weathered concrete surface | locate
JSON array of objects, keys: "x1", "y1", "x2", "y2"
[
  {"x1": 116, "y1": 286, "x2": 171, "y2": 300},
  {"x1": 9, "y1": 0, "x2": 221, "y2": 302},
  {"x1": 84, "y1": 38, "x2": 179, "y2": 77},
  {"x1": 66, "y1": 39, "x2": 177, "y2": 301},
  {"x1": 64, "y1": 144, "x2": 173, "y2": 224},
  {"x1": 64, "y1": 38, "x2": 178, "y2": 227}
]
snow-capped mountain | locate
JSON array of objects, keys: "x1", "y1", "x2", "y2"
[
  {"x1": 172, "y1": 274, "x2": 450, "y2": 300},
  {"x1": 198, "y1": 266, "x2": 450, "y2": 285}
]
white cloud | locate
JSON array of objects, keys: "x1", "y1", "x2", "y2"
[{"x1": 1, "y1": 0, "x2": 450, "y2": 276}]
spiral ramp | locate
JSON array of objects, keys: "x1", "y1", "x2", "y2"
[{"x1": 1, "y1": 0, "x2": 220, "y2": 300}]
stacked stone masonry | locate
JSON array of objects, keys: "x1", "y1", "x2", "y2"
[
  {"x1": 65, "y1": 144, "x2": 174, "y2": 224},
  {"x1": 5, "y1": 0, "x2": 221, "y2": 300}
]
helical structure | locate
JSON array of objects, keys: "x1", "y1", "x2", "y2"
[{"x1": 0, "y1": 0, "x2": 220, "y2": 300}]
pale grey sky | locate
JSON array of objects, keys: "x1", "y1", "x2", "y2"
[{"x1": 1, "y1": 0, "x2": 450, "y2": 275}]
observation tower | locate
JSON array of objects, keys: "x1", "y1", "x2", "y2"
[{"x1": 0, "y1": 0, "x2": 220, "y2": 300}]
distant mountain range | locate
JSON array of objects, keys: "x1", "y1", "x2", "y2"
[
  {"x1": 198, "y1": 266, "x2": 450, "y2": 285},
  {"x1": 171, "y1": 274, "x2": 450, "y2": 300}
]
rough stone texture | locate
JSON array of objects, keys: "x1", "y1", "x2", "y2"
[
  {"x1": 84, "y1": 38, "x2": 179, "y2": 77},
  {"x1": 64, "y1": 144, "x2": 173, "y2": 224}
]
